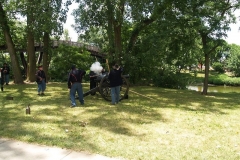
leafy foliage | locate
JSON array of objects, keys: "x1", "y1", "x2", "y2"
[
  {"x1": 49, "y1": 44, "x2": 92, "y2": 81},
  {"x1": 1, "y1": 0, "x2": 240, "y2": 88},
  {"x1": 152, "y1": 70, "x2": 191, "y2": 89},
  {"x1": 208, "y1": 73, "x2": 240, "y2": 86},
  {"x1": 212, "y1": 62, "x2": 225, "y2": 74},
  {"x1": 227, "y1": 44, "x2": 240, "y2": 77}
]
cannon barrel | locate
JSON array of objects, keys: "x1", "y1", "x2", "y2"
[
  {"x1": 122, "y1": 74, "x2": 129, "y2": 79},
  {"x1": 94, "y1": 73, "x2": 107, "y2": 82},
  {"x1": 80, "y1": 73, "x2": 130, "y2": 101},
  {"x1": 83, "y1": 87, "x2": 99, "y2": 97}
]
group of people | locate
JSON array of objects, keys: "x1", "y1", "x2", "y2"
[
  {"x1": 0, "y1": 63, "x2": 10, "y2": 92},
  {"x1": 67, "y1": 62, "x2": 123, "y2": 107},
  {"x1": 1, "y1": 61, "x2": 123, "y2": 106}
]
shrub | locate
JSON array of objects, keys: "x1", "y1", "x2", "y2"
[
  {"x1": 153, "y1": 72, "x2": 192, "y2": 89},
  {"x1": 212, "y1": 62, "x2": 225, "y2": 73},
  {"x1": 208, "y1": 74, "x2": 240, "y2": 86}
]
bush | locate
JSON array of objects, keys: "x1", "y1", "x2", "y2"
[
  {"x1": 208, "y1": 74, "x2": 240, "y2": 86},
  {"x1": 212, "y1": 62, "x2": 225, "y2": 73},
  {"x1": 153, "y1": 72, "x2": 192, "y2": 89},
  {"x1": 49, "y1": 45, "x2": 93, "y2": 82}
]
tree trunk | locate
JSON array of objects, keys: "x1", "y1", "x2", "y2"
[
  {"x1": 106, "y1": 0, "x2": 115, "y2": 62},
  {"x1": 26, "y1": 2, "x2": 36, "y2": 82},
  {"x1": 202, "y1": 53, "x2": 210, "y2": 95},
  {"x1": 201, "y1": 34, "x2": 209, "y2": 95},
  {"x1": 43, "y1": 32, "x2": 50, "y2": 81},
  {"x1": 26, "y1": 30, "x2": 36, "y2": 82},
  {"x1": 113, "y1": 0, "x2": 124, "y2": 63},
  {"x1": 20, "y1": 52, "x2": 27, "y2": 78},
  {"x1": 113, "y1": 23, "x2": 122, "y2": 63},
  {"x1": 0, "y1": 3, "x2": 23, "y2": 84},
  {"x1": 127, "y1": 18, "x2": 155, "y2": 54}
]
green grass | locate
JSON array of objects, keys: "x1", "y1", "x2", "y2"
[
  {"x1": 1, "y1": 83, "x2": 240, "y2": 159},
  {"x1": 189, "y1": 71, "x2": 240, "y2": 86}
]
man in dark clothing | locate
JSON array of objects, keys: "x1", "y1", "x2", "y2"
[
  {"x1": 2, "y1": 63, "x2": 10, "y2": 85},
  {"x1": 0, "y1": 68, "x2": 4, "y2": 91},
  {"x1": 68, "y1": 65, "x2": 86, "y2": 107},
  {"x1": 108, "y1": 64, "x2": 123, "y2": 105},
  {"x1": 89, "y1": 71, "x2": 97, "y2": 95},
  {"x1": 35, "y1": 65, "x2": 47, "y2": 95}
]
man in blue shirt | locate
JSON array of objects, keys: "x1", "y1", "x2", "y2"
[
  {"x1": 108, "y1": 64, "x2": 123, "y2": 105},
  {"x1": 2, "y1": 63, "x2": 10, "y2": 85},
  {"x1": 68, "y1": 65, "x2": 86, "y2": 107}
]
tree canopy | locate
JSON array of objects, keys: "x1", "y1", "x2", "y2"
[{"x1": 0, "y1": 0, "x2": 240, "y2": 94}]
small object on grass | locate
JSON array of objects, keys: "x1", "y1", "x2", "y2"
[
  {"x1": 6, "y1": 96, "x2": 13, "y2": 100},
  {"x1": 216, "y1": 145, "x2": 221, "y2": 148},
  {"x1": 65, "y1": 129, "x2": 69, "y2": 132},
  {"x1": 26, "y1": 104, "x2": 31, "y2": 115},
  {"x1": 80, "y1": 121, "x2": 87, "y2": 127}
]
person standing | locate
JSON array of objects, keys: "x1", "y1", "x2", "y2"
[
  {"x1": 0, "y1": 68, "x2": 4, "y2": 91},
  {"x1": 35, "y1": 65, "x2": 47, "y2": 95},
  {"x1": 2, "y1": 63, "x2": 10, "y2": 85},
  {"x1": 108, "y1": 63, "x2": 123, "y2": 105},
  {"x1": 68, "y1": 65, "x2": 86, "y2": 107},
  {"x1": 89, "y1": 70, "x2": 97, "y2": 95}
]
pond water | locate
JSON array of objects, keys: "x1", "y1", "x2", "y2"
[{"x1": 187, "y1": 85, "x2": 240, "y2": 93}]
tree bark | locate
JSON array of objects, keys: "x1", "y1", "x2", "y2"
[
  {"x1": 26, "y1": 1, "x2": 36, "y2": 82},
  {"x1": 201, "y1": 34, "x2": 209, "y2": 95},
  {"x1": 127, "y1": 18, "x2": 155, "y2": 54},
  {"x1": 0, "y1": 3, "x2": 23, "y2": 84},
  {"x1": 201, "y1": 33, "x2": 221, "y2": 95},
  {"x1": 20, "y1": 52, "x2": 27, "y2": 78},
  {"x1": 202, "y1": 53, "x2": 210, "y2": 95},
  {"x1": 43, "y1": 32, "x2": 50, "y2": 81},
  {"x1": 113, "y1": 23, "x2": 122, "y2": 63},
  {"x1": 106, "y1": 0, "x2": 115, "y2": 61}
]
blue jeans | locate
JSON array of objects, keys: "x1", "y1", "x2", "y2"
[
  {"x1": 110, "y1": 86, "x2": 120, "y2": 104},
  {"x1": 70, "y1": 82, "x2": 84, "y2": 106},
  {"x1": 37, "y1": 80, "x2": 46, "y2": 93},
  {"x1": 4, "y1": 74, "x2": 9, "y2": 84}
]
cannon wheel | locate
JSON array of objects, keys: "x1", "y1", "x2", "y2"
[{"x1": 99, "y1": 75, "x2": 130, "y2": 101}]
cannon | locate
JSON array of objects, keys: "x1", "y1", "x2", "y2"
[{"x1": 83, "y1": 73, "x2": 130, "y2": 101}]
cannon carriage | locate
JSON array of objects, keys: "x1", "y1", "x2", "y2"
[{"x1": 83, "y1": 73, "x2": 130, "y2": 101}]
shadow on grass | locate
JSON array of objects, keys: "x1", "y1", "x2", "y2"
[
  {"x1": 85, "y1": 104, "x2": 164, "y2": 137},
  {"x1": 1, "y1": 83, "x2": 240, "y2": 153},
  {"x1": 0, "y1": 83, "x2": 132, "y2": 152},
  {"x1": 130, "y1": 86, "x2": 240, "y2": 114}
]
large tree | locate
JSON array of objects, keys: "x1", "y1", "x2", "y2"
[
  {"x1": 227, "y1": 44, "x2": 240, "y2": 76},
  {"x1": 156, "y1": 0, "x2": 240, "y2": 93},
  {"x1": 0, "y1": 2, "x2": 23, "y2": 84},
  {"x1": 14, "y1": 0, "x2": 71, "y2": 82},
  {"x1": 73, "y1": 0, "x2": 170, "y2": 64},
  {"x1": 35, "y1": 0, "x2": 71, "y2": 81}
]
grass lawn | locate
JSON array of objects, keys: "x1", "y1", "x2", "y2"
[{"x1": 1, "y1": 82, "x2": 240, "y2": 160}]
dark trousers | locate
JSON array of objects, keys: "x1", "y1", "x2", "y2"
[
  {"x1": 90, "y1": 80, "x2": 96, "y2": 95},
  {"x1": 0, "y1": 78, "x2": 3, "y2": 91}
]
